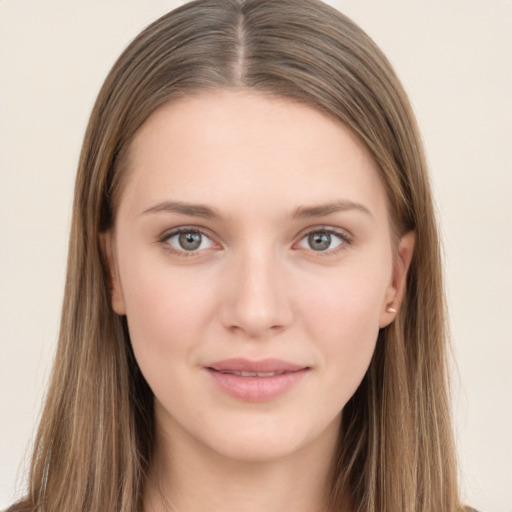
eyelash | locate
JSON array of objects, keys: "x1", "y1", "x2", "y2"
[{"x1": 158, "y1": 226, "x2": 352, "y2": 257}]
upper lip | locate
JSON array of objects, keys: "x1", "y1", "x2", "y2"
[{"x1": 205, "y1": 358, "x2": 308, "y2": 373}]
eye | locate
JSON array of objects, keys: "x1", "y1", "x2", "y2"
[
  {"x1": 297, "y1": 229, "x2": 347, "y2": 252},
  {"x1": 163, "y1": 229, "x2": 215, "y2": 253}
]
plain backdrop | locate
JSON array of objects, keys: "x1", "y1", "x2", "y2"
[{"x1": 1, "y1": 1, "x2": 511, "y2": 511}]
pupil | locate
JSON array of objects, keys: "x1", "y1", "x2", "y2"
[
  {"x1": 309, "y1": 232, "x2": 331, "y2": 251},
  {"x1": 179, "y1": 231, "x2": 201, "y2": 250}
]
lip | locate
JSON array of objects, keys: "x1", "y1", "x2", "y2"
[{"x1": 204, "y1": 358, "x2": 310, "y2": 402}]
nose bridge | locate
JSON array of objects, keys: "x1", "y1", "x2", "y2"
[{"x1": 220, "y1": 242, "x2": 292, "y2": 337}]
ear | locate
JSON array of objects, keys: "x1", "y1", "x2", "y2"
[
  {"x1": 379, "y1": 231, "x2": 415, "y2": 328},
  {"x1": 99, "y1": 231, "x2": 126, "y2": 315}
]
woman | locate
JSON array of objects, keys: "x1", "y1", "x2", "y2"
[{"x1": 8, "y1": 0, "x2": 468, "y2": 511}]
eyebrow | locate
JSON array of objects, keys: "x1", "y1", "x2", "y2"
[
  {"x1": 292, "y1": 200, "x2": 373, "y2": 219},
  {"x1": 141, "y1": 199, "x2": 372, "y2": 220},
  {"x1": 141, "y1": 201, "x2": 222, "y2": 219}
]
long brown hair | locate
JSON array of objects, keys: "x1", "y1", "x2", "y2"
[{"x1": 13, "y1": 1, "x2": 462, "y2": 511}]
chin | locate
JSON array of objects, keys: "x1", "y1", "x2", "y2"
[{"x1": 192, "y1": 410, "x2": 341, "y2": 464}]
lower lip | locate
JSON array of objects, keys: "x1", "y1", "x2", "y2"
[{"x1": 206, "y1": 368, "x2": 309, "y2": 402}]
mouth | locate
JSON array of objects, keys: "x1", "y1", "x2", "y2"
[
  {"x1": 206, "y1": 357, "x2": 308, "y2": 374},
  {"x1": 210, "y1": 369, "x2": 290, "y2": 378},
  {"x1": 204, "y1": 358, "x2": 310, "y2": 402}
]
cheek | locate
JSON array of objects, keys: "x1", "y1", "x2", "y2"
[
  {"x1": 118, "y1": 252, "x2": 219, "y2": 373},
  {"x1": 299, "y1": 258, "x2": 389, "y2": 339},
  {"x1": 296, "y1": 261, "x2": 389, "y2": 399}
]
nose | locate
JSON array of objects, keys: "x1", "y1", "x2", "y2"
[{"x1": 219, "y1": 247, "x2": 293, "y2": 338}]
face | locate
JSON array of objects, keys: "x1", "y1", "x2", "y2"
[{"x1": 104, "y1": 90, "x2": 413, "y2": 463}]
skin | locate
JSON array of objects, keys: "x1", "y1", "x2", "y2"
[{"x1": 103, "y1": 90, "x2": 414, "y2": 512}]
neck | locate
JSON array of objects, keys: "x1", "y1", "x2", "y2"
[{"x1": 143, "y1": 418, "x2": 340, "y2": 512}]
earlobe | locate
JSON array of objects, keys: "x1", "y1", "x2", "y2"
[
  {"x1": 379, "y1": 231, "x2": 415, "y2": 328},
  {"x1": 99, "y1": 232, "x2": 126, "y2": 315}
]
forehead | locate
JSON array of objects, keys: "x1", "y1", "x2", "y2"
[{"x1": 120, "y1": 89, "x2": 387, "y2": 221}]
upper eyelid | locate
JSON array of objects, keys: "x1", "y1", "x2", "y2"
[
  {"x1": 159, "y1": 225, "x2": 216, "y2": 242},
  {"x1": 295, "y1": 225, "x2": 353, "y2": 241}
]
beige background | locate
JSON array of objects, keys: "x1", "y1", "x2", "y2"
[{"x1": 1, "y1": 1, "x2": 511, "y2": 510}]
